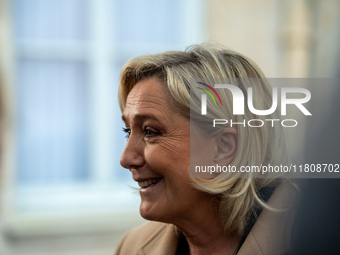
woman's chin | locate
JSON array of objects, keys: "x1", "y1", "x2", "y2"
[
  {"x1": 139, "y1": 203, "x2": 157, "y2": 221},
  {"x1": 139, "y1": 201, "x2": 167, "y2": 222}
]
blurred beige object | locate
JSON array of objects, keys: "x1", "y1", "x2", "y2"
[
  {"x1": 208, "y1": 0, "x2": 312, "y2": 78},
  {"x1": 309, "y1": 0, "x2": 340, "y2": 77},
  {"x1": 209, "y1": 0, "x2": 340, "y2": 78},
  {"x1": 0, "y1": 0, "x2": 14, "y2": 254},
  {"x1": 209, "y1": 0, "x2": 282, "y2": 77}
]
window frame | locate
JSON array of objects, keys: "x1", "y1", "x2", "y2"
[{"x1": 4, "y1": 0, "x2": 207, "y2": 238}]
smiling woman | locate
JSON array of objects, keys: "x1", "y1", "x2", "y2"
[
  {"x1": 115, "y1": 44, "x2": 297, "y2": 255},
  {"x1": 120, "y1": 77, "x2": 214, "y2": 226}
]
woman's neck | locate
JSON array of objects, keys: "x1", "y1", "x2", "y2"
[{"x1": 173, "y1": 196, "x2": 240, "y2": 255}]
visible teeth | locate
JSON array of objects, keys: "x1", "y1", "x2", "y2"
[{"x1": 138, "y1": 178, "x2": 162, "y2": 188}]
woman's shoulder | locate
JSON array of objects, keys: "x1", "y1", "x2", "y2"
[{"x1": 114, "y1": 221, "x2": 179, "y2": 255}]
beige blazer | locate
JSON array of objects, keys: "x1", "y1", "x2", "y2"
[{"x1": 114, "y1": 182, "x2": 296, "y2": 255}]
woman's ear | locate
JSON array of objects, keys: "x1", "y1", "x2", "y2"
[{"x1": 214, "y1": 127, "x2": 238, "y2": 166}]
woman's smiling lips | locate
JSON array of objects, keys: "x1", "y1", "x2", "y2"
[
  {"x1": 134, "y1": 177, "x2": 164, "y2": 191},
  {"x1": 138, "y1": 178, "x2": 163, "y2": 188}
]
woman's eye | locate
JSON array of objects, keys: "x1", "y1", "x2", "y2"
[
  {"x1": 144, "y1": 128, "x2": 160, "y2": 138},
  {"x1": 122, "y1": 127, "x2": 131, "y2": 139}
]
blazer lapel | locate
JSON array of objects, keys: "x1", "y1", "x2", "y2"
[{"x1": 238, "y1": 182, "x2": 297, "y2": 255}]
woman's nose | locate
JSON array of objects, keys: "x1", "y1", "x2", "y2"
[{"x1": 120, "y1": 136, "x2": 145, "y2": 170}]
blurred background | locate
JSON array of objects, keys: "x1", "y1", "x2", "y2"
[{"x1": 0, "y1": 0, "x2": 339, "y2": 254}]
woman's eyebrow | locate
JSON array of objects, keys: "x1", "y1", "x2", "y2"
[{"x1": 121, "y1": 113, "x2": 162, "y2": 123}]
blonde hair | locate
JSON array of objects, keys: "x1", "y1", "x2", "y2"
[{"x1": 118, "y1": 44, "x2": 289, "y2": 237}]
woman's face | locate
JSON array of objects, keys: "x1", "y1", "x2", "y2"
[{"x1": 120, "y1": 77, "x2": 214, "y2": 223}]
